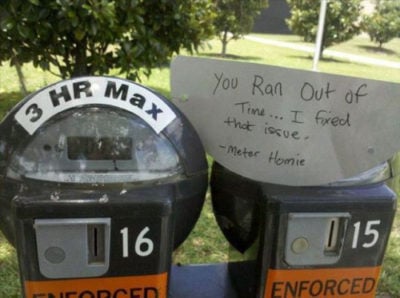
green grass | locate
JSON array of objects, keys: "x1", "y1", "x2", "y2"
[
  {"x1": 0, "y1": 233, "x2": 20, "y2": 297},
  {"x1": 201, "y1": 37, "x2": 400, "y2": 83},
  {"x1": 173, "y1": 193, "x2": 229, "y2": 264},
  {"x1": 0, "y1": 34, "x2": 399, "y2": 297},
  {"x1": 251, "y1": 33, "x2": 400, "y2": 63}
]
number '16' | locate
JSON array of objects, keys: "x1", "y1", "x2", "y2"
[
  {"x1": 352, "y1": 220, "x2": 381, "y2": 249},
  {"x1": 120, "y1": 226, "x2": 154, "y2": 258}
]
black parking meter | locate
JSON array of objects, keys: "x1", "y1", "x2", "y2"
[
  {"x1": 211, "y1": 162, "x2": 397, "y2": 298},
  {"x1": 0, "y1": 76, "x2": 208, "y2": 297}
]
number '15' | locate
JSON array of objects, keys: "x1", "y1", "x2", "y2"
[{"x1": 352, "y1": 220, "x2": 381, "y2": 249}]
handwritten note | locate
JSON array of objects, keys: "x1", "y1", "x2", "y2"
[{"x1": 171, "y1": 56, "x2": 400, "y2": 186}]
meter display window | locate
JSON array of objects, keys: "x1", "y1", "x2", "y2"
[
  {"x1": 8, "y1": 107, "x2": 182, "y2": 183},
  {"x1": 67, "y1": 137, "x2": 133, "y2": 161}
]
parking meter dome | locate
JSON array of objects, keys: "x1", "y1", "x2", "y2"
[{"x1": 0, "y1": 77, "x2": 208, "y2": 248}]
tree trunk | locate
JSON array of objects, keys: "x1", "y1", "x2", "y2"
[
  {"x1": 71, "y1": 39, "x2": 90, "y2": 78},
  {"x1": 15, "y1": 59, "x2": 28, "y2": 96},
  {"x1": 221, "y1": 30, "x2": 229, "y2": 57}
]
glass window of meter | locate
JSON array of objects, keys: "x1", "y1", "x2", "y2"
[{"x1": 7, "y1": 107, "x2": 182, "y2": 183}]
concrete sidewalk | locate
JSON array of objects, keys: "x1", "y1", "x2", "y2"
[{"x1": 245, "y1": 35, "x2": 400, "y2": 69}]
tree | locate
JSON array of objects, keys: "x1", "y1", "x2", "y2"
[
  {"x1": 0, "y1": 0, "x2": 215, "y2": 79},
  {"x1": 361, "y1": 0, "x2": 400, "y2": 48},
  {"x1": 0, "y1": 10, "x2": 27, "y2": 94},
  {"x1": 286, "y1": 0, "x2": 361, "y2": 56},
  {"x1": 214, "y1": 0, "x2": 268, "y2": 56}
]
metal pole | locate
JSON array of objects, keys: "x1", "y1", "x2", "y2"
[{"x1": 313, "y1": 0, "x2": 328, "y2": 71}]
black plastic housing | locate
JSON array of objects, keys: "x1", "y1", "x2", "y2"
[{"x1": 211, "y1": 162, "x2": 397, "y2": 298}]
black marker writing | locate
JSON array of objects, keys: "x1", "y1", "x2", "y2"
[
  {"x1": 234, "y1": 101, "x2": 265, "y2": 116},
  {"x1": 301, "y1": 82, "x2": 336, "y2": 102},
  {"x1": 315, "y1": 110, "x2": 351, "y2": 127},
  {"x1": 213, "y1": 72, "x2": 238, "y2": 95},
  {"x1": 224, "y1": 116, "x2": 256, "y2": 132},
  {"x1": 345, "y1": 83, "x2": 368, "y2": 104},
  {"x1": 268, "y1": 150, "x2": 306, "y2": 167},
  {"x1": 252, "y1": 75, "x2": 283, "y2": 97}
]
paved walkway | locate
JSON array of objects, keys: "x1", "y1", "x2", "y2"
[{"x1": 245, "y1": 35, "x2": 400, "y2": 69}]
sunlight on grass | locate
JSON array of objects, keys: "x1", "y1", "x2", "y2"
[
  {"x1": 201, "y1": 37, "x2": 400, "y2": 83},
  {"x1": 0, "y1": 242, "x2": 13, "y2": 260},
  {"x1": 0, "y1": 63, "x2": 59, "y2": 94},
  {"x1": 251, "y1": 33, "x2": 400, "y2": 63},
  {"x1": 0, "y1": 233, "x2": 21, "y2": 297},
  {"x1": 379, "y1": 234, "x2": 400, "y2": 296}
]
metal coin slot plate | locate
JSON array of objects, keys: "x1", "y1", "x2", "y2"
[
  {"x1": 34, "y1": 218, "x2": 111, "y2": 279},
  {"x1": 285, "y1": 212, "x2": 350, "y2": 266}
]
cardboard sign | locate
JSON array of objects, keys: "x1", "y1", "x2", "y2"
[
  {"x1": 15, "y1": 77, "x2": 176, "y2": 135},
  {"x1": 171, "y1": 56, "x2": 400, "y2": 186}
]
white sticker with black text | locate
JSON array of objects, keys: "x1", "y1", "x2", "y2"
[{"x1": 15, "y1": 77, "x2": 176, "y2": 135}]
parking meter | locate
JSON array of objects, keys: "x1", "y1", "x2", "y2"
[
  {"x1": 211, "y1": 162, "x2": 396, "y2": 298},
  {"x1": 0, "y1": 76, "x2": 208, "y2": 297}
]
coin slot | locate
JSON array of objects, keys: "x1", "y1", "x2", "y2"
[
  {"x1": 324, "y1": 217, "x2": 345, "y2": 255},
  {"x1": 88, "y1": 224, "x2": 106, "y2": 264}
]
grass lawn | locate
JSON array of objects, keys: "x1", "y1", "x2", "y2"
[
  {"x1": 0, "y1": 34, "x2": 399, "y2": 297},
  {"x1": 251, "y1": 33, "x2": 400, "y2": 63}
]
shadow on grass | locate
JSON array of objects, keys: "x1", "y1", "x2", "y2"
[
  {"x1": 198, "y1": 52, "x2": 262, "y2": 62},
  {"x1": 0, "y1": 91, "x2": 24, "y2": 120},
  {"x1": 0, "y1": 91, "x2": 23, "y2": 102},
  {"x1": 357, "y1": 45, "x2": 398, "y2": 57},
  {"x1": 288, "y1": 54, "x2": 350, "y2": 65}
]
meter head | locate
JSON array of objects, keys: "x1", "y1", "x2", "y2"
[{"x1": 0, "y1": 77, "x2": 208, "y2": 247}]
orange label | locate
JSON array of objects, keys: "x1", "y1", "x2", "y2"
[
  {"x1": 265, "y1": 267, "x2": 381, "y2": 298},
  {"x1": 25, "y1": 272, "x2": 168, "y2": 298}
]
